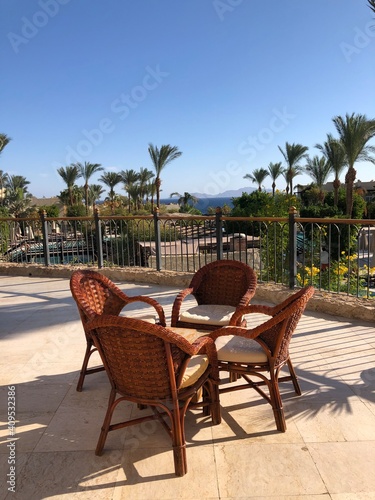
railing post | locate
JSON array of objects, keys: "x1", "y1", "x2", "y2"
[
  {"x1": 94, "y1": 206, "x2": 103, "y2": 269},
  {"x1": 215, "y1": 207, "x2": 223, "y2": 261},
  {"x1": 39, "y1": 210, "x2": 51, "y2": 267},
  {"x1": 288, "y1": 206, "x2": 297, "y2": 289},
  {"x1": 153, "y1": 207, "x2": 162, "y2": 271}
]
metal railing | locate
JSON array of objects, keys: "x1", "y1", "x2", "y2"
[{"x1": 1, "y1": 207, "x2": 375, "y2": 299}]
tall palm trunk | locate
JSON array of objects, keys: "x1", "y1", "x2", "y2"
[
  {"x1": 155, "y1": 177, "x2": 161, "y2": 209},
  {"x1": 332, "y1": 178, "x2": 341, "y2": 208},
  {"x1": 345, "y1": 166, "x2": 357, "y2": 218}
]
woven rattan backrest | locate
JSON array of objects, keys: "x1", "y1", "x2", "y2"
[
  {"x1": 191, "y1": 260, "x2": 257, "y2": 306},
  {"x1": 70, "y1": 270, "x2": 127, "y2": 326},
  {"x1": 87, "y1": 316, "x2": 187, "y2": 400},
  {"x1": 258, "y1": 286, "x2": 314, "y2": 364}
]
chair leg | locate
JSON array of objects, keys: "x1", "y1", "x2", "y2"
[
  {"x1": 172, "y1": 443, "x2": 187, "y2": 477},
  {"x1": 201, "y1": 381, "x2": 221, "y2": 424},
  {"x1": 191, "y1": 386, "x2": 203, "y2": 404},
  {"x1": 170, "y1": 406, "x2": 187, "y2": 476},
  {"x1": 95, "y1": 389, "x2": 117, "y2": 456},
  {"x1": 210, "y1": 382, "x2": 221, "y2": 425},
  {"x1": 76, "y1": 340, "x2": 93, "y2": 392},
  {"x1": 202, "y1": 385, "x2": 210, "y2": 416},
  {"x1": 287, "y1": 358, "x2": 302, "y2": 395},
  {"x1": 77, "y1": 339, "x2": 105, "y2": 392},
  {"x1": 229, "y1": 372, "x2": 240, "y2": 382},
  {"x1": 269, "y1": 374, "x2": 286, "y2": 432}
]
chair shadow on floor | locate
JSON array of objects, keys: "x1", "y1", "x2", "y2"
[{"x1": 2, "y1": 356, "x2": 374, "y2": 497}]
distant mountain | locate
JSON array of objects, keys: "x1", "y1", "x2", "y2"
[{"x1": 191, "y1": 187, "x2": 256, "y2": 198}]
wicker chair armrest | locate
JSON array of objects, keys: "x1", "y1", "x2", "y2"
[
  {"x1": 135, "y1": 321, "x2": 219, "y2": 379},
  {"x1": 229, "y1": 304, "x2": 274, "y2": 325},
  {"x1": 187, "y1": 335, "x2": 219, "y2": 382},
  {"x1": 124, "y1": 295, "x2": 166, "y2": 326},
  {"x1": 209, "y1": 325, "x2": 260, "y2": 341},
  {"x1": 210, "y1": 309, "x2": 289, "y2": 341},
  {"x1": 171, "y1": 287, "x2": 194, "y2": 327},
  {"x1": 259, "y1": 286, "x2": 314, "y2": 317}
]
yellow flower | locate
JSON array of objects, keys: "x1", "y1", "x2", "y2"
[
  {"x1": 336, "y1": 264, "x2": 348, "y2": 275},
  {"x1": 310, "y1": 266, "x2": 320, "y2": 277}
]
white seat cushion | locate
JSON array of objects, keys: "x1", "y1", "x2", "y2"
[
  {"x1": 179, "y1": 304, "x2": 236, "y2": 326},
  {"x1": 180, "y1": 355, "x2": 209, "y2": 388},
  {"x1": 215, "y1": 335, "x2": 267, "y2": 363}
]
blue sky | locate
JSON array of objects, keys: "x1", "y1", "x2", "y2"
[{"x1": 1, "y1": 0, "x2": 375, "y2": 199}]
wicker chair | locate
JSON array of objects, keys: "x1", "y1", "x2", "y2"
[
  {"x1": 209, "y1": 286, "x2": 314, "y2": 432},
  {"x1": 86, "y1": 315, "x2": 221, "y2": 477},
  {"x1": 171, "y1": 260, "x2": 257, "y2": 331},
  {"x1": 70, "y1": 270, "x2": 166, "y2": 392}
]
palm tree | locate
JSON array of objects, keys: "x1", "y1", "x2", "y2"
[
  {"x1": 244, "y1": 168, "x2": 269, "y2": 192},
  {"x1": 170, "y1": 191, "x2": 199, "y2": 210},
  {"x1": 0, "y1": 170, "x2": 7, "y2": 205},
  {"x1": 73, "y1": 162, "x2": 103, "y2": 214},
  {"x1": 148, "y1": 144, "x2": 182, "y2": 209},
  {"x1": 304, "y1": 155, "x2": 332, "y2": 203},
  {"x1": 87, "y1": 184, "x2": 105, "y2": 208},
  {"x1": 146, "y1": 180, "x2": 156, "y2": 212},
  {"x1": 267, "y1": 162, "x2": 284, "y2": 197},
  {"x1": 138, "y1": 168, "x2": 154, "y2": 205},
  {"x1": 4, "y1": 174, "x2": 32, "y2": 217},
  {"x1": 368, "y1": 0, "x2": 375, "y2": 14},
  {"x1": 120, "y1": 169, "x2": 139, "y2": 212},
  {"x1": 316, "y1": 134, "x2": 347, "y2": 207},
  {"x1": 0, "y1": 134, "x2": 11, "y2": 155},
  {"x1": 99, "y1": 171, "x2": 123, "y2": 214},
  {"x1": 0, "y1": 134, "x2": 12, "y2": 207},
  {"x1": 58, "y1": 185, "x2": 83, "y2": 207},
  {"x1": 127, "y1": 183, "x2": 142, "y2": 211},
  {"x1": 278, "y1": 142, "x2": 309, "y2": 194},
  {"x1": 6, "y1": 174, "x2": 30, "y2": 193},
  {"x1": 304, "y1": 156, "x2": 332, "y2": 186},
  {"x1": 282, "y1": 167, "x2": 302, "y2": 195},
  {"x1": 57, "y1": 165, "x2": 81, "y2": 206},
  {"x1": 332, "y1": 113, "x2": 375, "y2": 217}
]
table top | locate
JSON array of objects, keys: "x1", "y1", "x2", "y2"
[{"x1": 170, "y1": 326, "x2": 209, "y2": 344}]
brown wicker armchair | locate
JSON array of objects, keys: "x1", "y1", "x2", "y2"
[
  {"x1": 171, "y1": 260, "x2": 257, "y2": 331},
  {"x1": 209, "y1": 286, "x2": 314, "y2": 432},
  {"x1": 86, "y1": 315, "x2": 221, "y2": 477},
  {"x1": 70, "y1": 270, "x2": 166, "y2": 392}
]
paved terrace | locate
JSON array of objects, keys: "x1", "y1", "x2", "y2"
[{"x1": 1, "y1": 275, "x2": 375, "y2": 499}]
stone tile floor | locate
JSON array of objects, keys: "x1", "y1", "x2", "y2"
[{"x1": 0, "y1": 275, "x2": 375, "y2": 499}]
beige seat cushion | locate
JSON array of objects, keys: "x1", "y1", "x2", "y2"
[
  {"x1": 179, "y1": 304, "x2": 236, "y2": 326},
  {"x1": 120, "y1": 313, "x2": 156, "y2": 323},
  {"x1": 180, "y1": 355, "x2": 209, "y2": 388},
  {"x1": 138, "y1": 315, "x2": 157, "y2": 324},
  {"x1": 215, "y1": 335, "x2": 267, "y2": 363}
]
